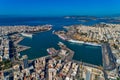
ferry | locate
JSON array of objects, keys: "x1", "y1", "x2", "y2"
[
  {"x1": 68, "y1": 39, "x2": 84, "y2": 44},
  {"x1": 21, "y1": 33, "x2": 32, "y2": 38}
]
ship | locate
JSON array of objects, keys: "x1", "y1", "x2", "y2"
[
  {"x1": 47, "y1": 48, "x2": 57, "y2": 55},
  {"x1": 85, "y1": 42, "x2": 101, "y2": 46},
  {"x1": 58, "y1": 42, "x2": 64, "y2": 46},
  {"x1": 68, "y1": 39, "x2": 84, "y2": 44},
  {"x1": 47, "y1": 49, "x2": 52, "y2": 54},
  {"x1": 58, "y1": 35, "x2": 67, "y2": 40},
  {"x1": 21, "y1": 33, "x2": 33, "y2": 38},
  {"x1": 52, "y1": 30, "x2": 55, "y2": 34}
]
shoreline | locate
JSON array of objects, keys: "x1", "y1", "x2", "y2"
[
  {"x1": 55, "y1": 24, "x2": 117, "y2": 71},
  {"x1": 17, "y1": 30, "x2": 52, "y2": 53},
  {"x1": 5, "y1": 25, "x2": 53, "y2": 60}
]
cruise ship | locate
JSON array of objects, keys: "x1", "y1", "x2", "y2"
[
  {"x1": 85, "y1": 42, "x2": 101, "y2": 46},
  {"x1": 68, "y1": 39, "x2": 84, "y2": 44},
  {"x1": 21, "y1": 33, "x2": 33, "y2": 38}
]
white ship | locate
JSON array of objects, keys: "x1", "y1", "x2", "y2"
[
  {"x1": 58, "y1": 35, "x2": 67, "y2": 40},
  {"x1": 85, "y1": 42, "x2": 101, "y2": 46},
  {"x1": 68, "y1": 39, "x2": 84, "y2": 44},
  {"x1": 21, "y1": 33, "x2": 32, "y2": 38}
]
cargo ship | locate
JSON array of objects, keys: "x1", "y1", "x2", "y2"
[{"x1": 21, "y1": 33, "x2": 32, "y2": 38}]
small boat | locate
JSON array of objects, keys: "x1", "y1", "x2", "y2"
[
  {"x1": 58, "y1": 42, "x2": 64, "y2": 46},
  {"x1": 47, "y1": 49, "x2": 52, "y2": 54},
  {"x1": 52, "y1": 30, "x2": 55, "y2": 34}
]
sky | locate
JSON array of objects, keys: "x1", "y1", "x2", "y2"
[{"x1": 0, "y1": 0, "x2": 120, "y2": 17}]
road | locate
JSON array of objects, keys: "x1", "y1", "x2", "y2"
[{"x1": 102, "y1": 43, "x2": 116, "y2": 70}]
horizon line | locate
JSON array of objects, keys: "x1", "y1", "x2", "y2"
[{"x1": 0, "y1": 14, "x2": 120, "y2": 17}]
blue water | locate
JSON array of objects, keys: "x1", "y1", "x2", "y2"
[{"x1": 0, "y1": 16, "x2": 116, "y2": 66}]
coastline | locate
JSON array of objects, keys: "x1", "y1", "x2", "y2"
[
  {"x1": 0, "y1": 17, "x2": 119, "y2": 79},
  {"x1": 54, "y1": 24, "x2": 118, "y2": 71},
  {"x1": 5, "y1": 25, "x2": 53, "y2": 60}
]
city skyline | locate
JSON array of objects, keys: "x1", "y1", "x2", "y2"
[{"x1": 0, "y1": 0, "x2": 120, "y2": 17}]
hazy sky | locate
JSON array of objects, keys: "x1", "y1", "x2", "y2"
[{"x1": 0, "y1": 0, "x2": 120, "y2": 16}]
